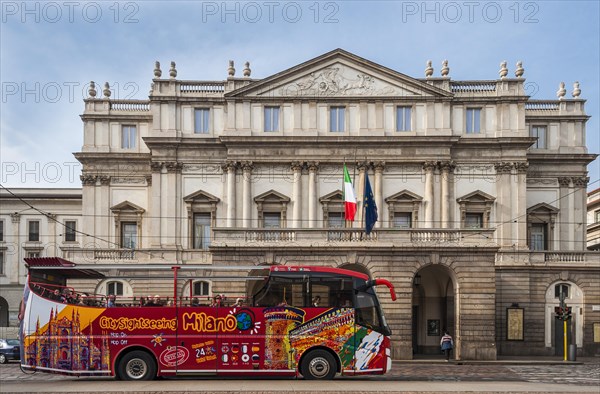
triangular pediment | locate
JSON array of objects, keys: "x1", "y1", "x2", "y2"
[
  {"x1": 319, "y1": 190, "x2": 344, "y2": 203},
  {"x1": 457, "y1": 190, "x2": 495, "y2": 203},
  {"x1": 527, "y1": 202, "x2": 559, "y2": 214},
  {"x1": 385, "y1": 190, "x2": 423, "y2": 203},
  {"x1": 227, "y1": 49, "x2": 452, "y2": 99},
  {"x1": 254, "y1": 190, "x2": 290, "y2": 203},
  {"x1": 110, "y1": 200, "x2": 145, "y2": 213},
  {"x1": 183, "y1": 190, "x2": 220, "y2": 203}
]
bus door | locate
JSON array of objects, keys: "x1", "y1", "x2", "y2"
[
  {"x1": 216, "y1": 303, "x2": 259, "y2": 374},
  {"x1": 174, "y1": 303, "x2": 218, "y2": 375}
]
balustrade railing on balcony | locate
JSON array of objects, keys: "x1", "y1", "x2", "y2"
[
  {"x1": 213, "y1": 228, "x2": 495, "y2": 247},
  {"x1": 410, "y1": 230, "x2": 461, "y2": 243},
  {"x1": 525, "y1": 100, "x2": 560, "y2": 111},
  {"x1": 451, "y1": 81, "x2": 497, "y2": 93},
  {"x1": 179, "y1": 81, "x2": 225, "y2": 94},
  {"x1": 245, "y1": 230, "x2": 296, "y2": 242},
  {"x1": 109, "y1": 100, "x2": 150, "y2": 111},
  {"x1": 544, "y1": 252, "x2": 587, "y2": 262},
  {"x1": 327, "y1": 230, "x2": 377, "y2": 242}
]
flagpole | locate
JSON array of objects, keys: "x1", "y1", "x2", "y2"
[
  {"x1": 353, "y1": 149, "x2": 357, "y2": 230},
  {"x1": 361, "y1": 157, "x2": 366, "y2": 232}
]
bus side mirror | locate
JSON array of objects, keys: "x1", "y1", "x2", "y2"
[{"x1": 364, "y1": 279, "x2": 397, "y2": 301}]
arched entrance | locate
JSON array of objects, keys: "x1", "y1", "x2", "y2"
[
  {"x1": 545, "y1": 280, "x2": 584, "y2": 355},
  {"x1": 0, "y1": 297, "x2": 9, "y2": 327},
  {"x1": 412, "y1": 265, "x2": 455, "y2": 356}
]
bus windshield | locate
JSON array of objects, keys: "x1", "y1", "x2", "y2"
[{"x1": 19, "y1": 258, "x2": 396, "y2": 381}]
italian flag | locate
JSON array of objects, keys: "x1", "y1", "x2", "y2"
[{"x1": 343, "y1": 164, "x2": 357, "y2": 221}]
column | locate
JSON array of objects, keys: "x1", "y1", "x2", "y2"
[
  {"x1": 98, "y1": 175, "x2": 111, "y2": 248},
  {"x1": 47, "y1": 213, "x2": 57, "y2": 257},
  {"x1": 440, "y1": 161, "x2": 455, "y2": 229},
  {"x1": 374, "y1": 161, "x2": 385, "y2": 228},
  {"x1": 150, "y1": 162, "x2": 163, "y2": 248},
  {"x1": 558, "y1": 177, "x2": 571, "y2": 250},
  {"x1": 494, "y1": 162, "x2": 513, "y2": 248},
  {"x1": 514, "y1": 162, "x2": 528, "y2": 249},
  {"x1": 241, "y1": 161, "x2": 253, "y2": 228},
  {"x1": 80, "y1": 174, "x2": 97, "y2": 246},
  {"x1": 165, "y1": 162, "x2": 182, "y2": 247},
  {"x1": 423, "y1": 161, "x2": 436, "y2": 229},
  {"x1": 307, "y1": 161, "x2": 319, "y2": 229},
  {"x1": 10, "y1": 213, "x2": 21, "y2": 284},
  {"x1": 573, "y1": 176, "x2": 589, "y2": 250},
  {"x1": 291, "y1": 161, "x2": 303, "y2": 228},
  {"x1": 224, "y1": 161, "x2": 238, "y2": 227},
  {"x1": 160, "y1": 164, "x2": 168, "y2": 245}
]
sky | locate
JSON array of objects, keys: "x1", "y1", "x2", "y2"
[{"x1": 1, "y1": 0, "x2": 599, "y2": 190}]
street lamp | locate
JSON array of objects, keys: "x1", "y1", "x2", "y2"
[{"x1": 414, "y1": 274, "x2": 421, "y2": 286}]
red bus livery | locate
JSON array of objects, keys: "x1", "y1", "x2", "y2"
[{"x1": 19, "y1": 258, "x2": 396, "y2": 380}]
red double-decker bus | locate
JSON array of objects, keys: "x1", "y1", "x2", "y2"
[{"x1": 19, "y1": 258, "x2": 396, "y2": 380}]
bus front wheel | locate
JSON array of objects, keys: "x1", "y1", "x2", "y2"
[
  {"x1": 117, "y1": 350, "x2": 156, "y2": 381},
  {"x1": 301, "y1": 349, "x2": 336, "y2": 380}
]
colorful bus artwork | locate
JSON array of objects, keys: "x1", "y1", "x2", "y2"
[{"x1": 19, "y1": 258, "x2": 396, "y2": 380}]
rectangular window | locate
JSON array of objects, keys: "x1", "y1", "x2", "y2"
[
  {"x1": 0, "y1": 252, "x2": 4, "y2": 275},
  {"x1": 193, "y1": 213, "x2": 211, "y2": 250},
  {"x1": 466, "y1": 108, "x2": 481, "y2": 134},
  {"x1": 396, "y1": 106, "x2": 412, "y2": 131},
  {"x1": 0, "y1": 220, "x2": 3, "y2": 241},
  {"x1": 330, "y1": 106, "x2": 345, "y2": 132},
  {"x1": 193, "y1": 281, "x2": 210, "y2": 296},
  {"x1": 465, "y1": 213, "x2": 483, "y2": 229},
  {"x1": 263, "y1": 212, "x2": 281, "y2": 229},
  {"x1": 530, "y1": 223, "x2": 546, "y2": 251},
  {"x1": 121, "y1": 125, "x2": 137, "y2": 149},
  {"x1": 327, "y1": 212, "x2": 345, "y2": 228},
  {"x1": 530, "y1": 125, "x2": 547, "y2": 149},
  {"x1": 27, "y1": 251, "x2": 40, "y2": 258},
  {"x1": 28, "y1": 221, "x2": 40, "y2": 242},
  {"x1": 264, "y1": 107, "x2": 280, "y2": 132},
  {"x1": 595, "y1": 210, "x2": 600, "y2": 223},
  {"x1": 555, "y1": 284, "x2": 570, "y2": 299},
  {"x1": 64, "y1": 220, "x2": 76, "y2": 242},
  {"x1": 393, "y1": 212, "x2": 412, "y2": 228},
  {"x1": 121, "y1": 222, "x2": 137, "y2": 249},
  {"x1": 194, "y1": 108, "x2": 210, "y2": 134}
]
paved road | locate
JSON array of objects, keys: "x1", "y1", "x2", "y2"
[{"x1": 1, "y1": 360, "x2": 599, "y2": 393}]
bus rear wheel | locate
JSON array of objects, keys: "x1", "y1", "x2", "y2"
[
  {"x1": 118, "y1": 350, "x2": 156, "y2": 381},
  {"x1": 301, "y1": 349, "x2": 336, "y2": 380}
]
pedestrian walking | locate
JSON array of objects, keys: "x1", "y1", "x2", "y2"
[{"x1": 440, "y1": 331, "x2": 453, "y2": 361}]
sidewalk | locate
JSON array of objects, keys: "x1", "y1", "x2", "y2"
[{"x1": 395, "y1": 355, "x2": 600, "y2": 365}]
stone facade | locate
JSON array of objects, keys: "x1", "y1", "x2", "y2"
[
  {"x1": 2, "y1": 49, "x2": 599, "y2": 358},
  {"x1": 587, "y1": 188, "x2": 600, "y2": 250},
  {"x1": 0, "y1": 189, "x2": 82, "y2": 327}
]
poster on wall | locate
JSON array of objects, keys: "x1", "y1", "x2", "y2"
[
  {"x1": 507, "y1": 308, "x2": 524, "y2": 341},
  {"x1": 427, "y1": 319, "x2": 440, "y2": 336}
]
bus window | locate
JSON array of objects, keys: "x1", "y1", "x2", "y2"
[
  {"x1": 309, "y1": 276, "x2": 353, "y2": 307},
  {"x1": 355, "y1": 290, "x2": 386, "y2": 333},
  {"x1": 253, "y1": 276, "x2": 305, "y2": 307}
]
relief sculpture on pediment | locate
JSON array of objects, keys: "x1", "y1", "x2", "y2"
[{"x1": 281, "y1": 66, "x2": 398, "y2": 97}]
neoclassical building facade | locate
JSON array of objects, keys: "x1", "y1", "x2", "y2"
[{"x1": 3, "y1": 49, "x2": 599, "y2": 358}]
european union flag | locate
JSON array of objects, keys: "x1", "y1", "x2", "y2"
[{"x1": 364, "y1": 171, "x2": 378, "y2": 234}]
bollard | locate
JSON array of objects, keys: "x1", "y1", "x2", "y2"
[{"x1": 568, "y1": 344, "x2": 577, "y2": 361}]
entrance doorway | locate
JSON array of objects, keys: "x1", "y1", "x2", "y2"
[
  {"x1": 412, "y1": 265, "x2": 455, "y2": 356},
  {"x1": 0, "y1": 297, "x2": 8, "y2": 327}
]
